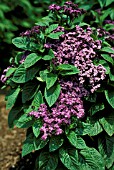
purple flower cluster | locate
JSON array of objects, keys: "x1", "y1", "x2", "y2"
[
  {"x1": 20, "y1": 26, "x2": 44, "y2": 36},
  {"x1": 48, "y1": 25, "x2": 106, "y2": 93},
  {"x1": 49, "y1": 1, "x2": 85, "y2": 18},
  {"x1": 29, "y1": 25, "x2": 108, "y2": 140},
  {"x1": 29, "y1": 77, "x2": 89, "y2": 140}
]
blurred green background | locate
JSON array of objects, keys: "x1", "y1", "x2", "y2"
[{"x1": 0, "y1": 0, "x2": 113, "y2": 83}]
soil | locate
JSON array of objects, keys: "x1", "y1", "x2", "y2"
[{"x1": 0, "y1": 91, "x2": 36, "y2": 170}]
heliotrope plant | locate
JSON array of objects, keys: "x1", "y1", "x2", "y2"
[{"x1": 1, "y1": 1, "x2": 114, "y2": 170}]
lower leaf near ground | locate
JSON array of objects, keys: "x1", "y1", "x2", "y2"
[
  {"x1": 79, "y1": 147, "x2": 105, "y2": 170},
  {"x1": 98, "y1": 135, "x2": 114, "y2": 169},
  {"x1": 38, "y1": 151, "x2": 58, "y2": 170},
  {"x1": 59, "y1": 147, "x2": 79, "y2": 170}
]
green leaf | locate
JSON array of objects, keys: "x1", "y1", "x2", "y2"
[
  {"x1": 59, "y1": 147, "x2": 79, "y2": 170},
  {"x1": 45, "y1": 83, "x2": 61, "y2": 107},
  {"x1": 22, "y1": 133, "x2": 48, "y2": 157},
  {"x1": 75, "y1": 120, "x2": 103, "y2": 136},
  {"x1": 46, "y1": 73, "x2": 58, "y2": 89},
  {"x1": 43, "y1": 49, "x2": 55, "y2": 61},
  {"x1": 85, "y1": 93, "x2": 97, "y2": 102},
  {"x1": 109, "y1": 72, "x2": 114, "y2": 81},
  {"x1": 49, "y1": 136, "x2": 64, "y2": 152},
  {"x1": 88, "y1": 119, "x2": 103, "y2": 136},
  {"x1": 32, "y1": 91, "x2": 44, "y2": 108},
  {"x1": 16, "y1": 113, "x2": 34, "y2": 128},
  {"x1": 22, "y1": 81, "x2": 38, "y2": 103},
  {"x1": 101, "y1": 47, "x2": 114, "y2": 54},
  {"x1": 6, "y1": 68, "x2": 16, "y2": 77},
  {"x1": 89, "y1": 103, "x2": 105, "y2": 115},
  {"x1": 8, "y1": 106, "x2": 23, "y2": 128},
  {"x1": 12, "y1": 64, "x2": 39, "y2": 83},
  {"x1": 75, "y1": 122, "x2": 92, "y2": 136},
  {"x1": 42, "y1": 55, "x2": 54, "y2": 60},
  {"x1": 99, "y1": 112, "x2": 114, "y2": 136},
  {"x1": 101, "y1": 54, "x2": 114, "y2": 64},
  {"x1": 6, "y1": 87, "x2": 20, "y2": 109},
  {"x1": 79, "y1": 147, "x2": 105, "y2": 170},
  {"x1": 57, "y1": 64, "x2": 79, "y2": 76},
  {"x1": 15, "y1": 52, "x2": 24, "y2": 65},
  {"x1": 39, "y1": 151, "x2": 58, "y2": 170},
  {"x1": 34, "y1": 137, "x2": 49, "y2": 151},
  {"x1": 12, "y1": 37, "x2": 27, "y2": 49},
  {"x1": 105, "y1": 89, "x2": 114, "y2": 108},
  {"x1": 39, "y1": 69, "x2": 49, "y2": 81},
  {"x1": 98, "y1": 135, "x2": 114, "y2": 168},
  {"x1": 35, "y1": 16, "x2": 53, "y2": 26},
  {"x1": 32, "y1": 119, "x2": 42, "y2": 138},
  {"x1": 47, "y1": 32, "x2": 64, "y2": 39},
  {"x1": 45, "y1": 24, "x2": 58, "y2": 34},
  {"x1": 22, "y1": 133, "x2": 35, "y2": 157},
  {"x1": 67, "y1": 131, "x2": 87, "y2": 149},
  {"x1": 98, "y1": 0, "x2": 106, "y2": 8},
  {"x1": 24, "y1": 53, "x2": 42, "y2": 68},
  {"x1": 105, "y1": 0, "x2": 114, "y2": 6}
]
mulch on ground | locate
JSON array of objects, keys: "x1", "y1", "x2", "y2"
[{"x1": 0, "y1": 91, "x2": 36, "y2": 170}]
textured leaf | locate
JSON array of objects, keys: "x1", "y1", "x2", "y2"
[
  {"x1": 8, "y1": 106, "x2": 23, "y2": 128},
  {"x1": 32, "y1": 119, "x2": 42, "y2": 138},
  {"x1": 101, "y1": 47, "x2": 114, "y2": 54},
  {"x1": 22, "y1": 81, "x2": 38, "y2": 103},
  {"x1": 59, "y1": 147, "x2": 79, "y2": 170},
  {"x1": 47, "y1": 32, "x2": 64, "y2": 39},
  {"x1": 42, "y1": 55, "x2": 54, "y2": 60},
  {"x1": 39, "y1": 69, "x2": 49, "y2": 81},
  {"x1": 6, "y1": 68, "x2": 16, "y2": 77},
  {"x1": 79, "y1": 147, "x2": 105, "y2": 170},
  {"x1": 89, "y1": 103, "x2": 105, "y2": 116},
  {"x1": 22, "y1": 133, "x2": 35, "y2": 157},
  {"x1": 24, "y1": 53, "x2": 41, "y2": 68},
  {"x1": 67, "y1": 131, "x2": 87, "y2": 149},
  {"x1": 75, "y1": 122, "x2": 92, "y2": 136},
  {"x1": 45, "y1": 83, "x2": 61, "y2": 107},
  {"x1": 46, "y1": 73, "x2": 58, "y2": 89},
  {"x1": 34, "y1": 138, "x2": 49, "y2": 151},
  {"x1": 99, "y1": 112, "x2": 114, "y2": 136},
  {"x1": 57, "y1": 64, "x2": 79, "y2": 76},
  {"x1": 105, "y1": 89, "x2": 114, "y2": 108},
  {"x1": 6, "y1": 87, "x2": 20, "y2": 109},
  {"x1": 39, "y1": 151, "x2": 58, "y2": 170},
  {"x1": 88, "y1": 119, "x2": 103, "y2": 136},
  {"x1": 45, "y1": 24, "x2": 58, "y2": 34},
  {"x1": 101, "y1": 54, "x2": 114, "y2": 64},
  {"x1": 22, "y1": 134, "x2": 48, "y2": 157},
  {"x1": 12, "y1": 37, "x2": 27, "y2": 49},
  {"x1": 12, "y1": 64, "x2": 39, "y2": 83},
  {"x1": 32, "y1": 91, "x2": 44, "y2": 108},
  {"x1": 42, "y1": 49, "x2": 55, "y2": 60},
  {"x1": 49, "y1": 136, "x2": 64, "y2": 152},
  {"x1": 98, "y1": 135, "x2": 114, "y2": 168},
  {"x1": 16, "y1": 113, "x2": 34, "y2": 128},
  {"x1": 75, "y1": 120, "x2": 103, "y2": 136}
]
